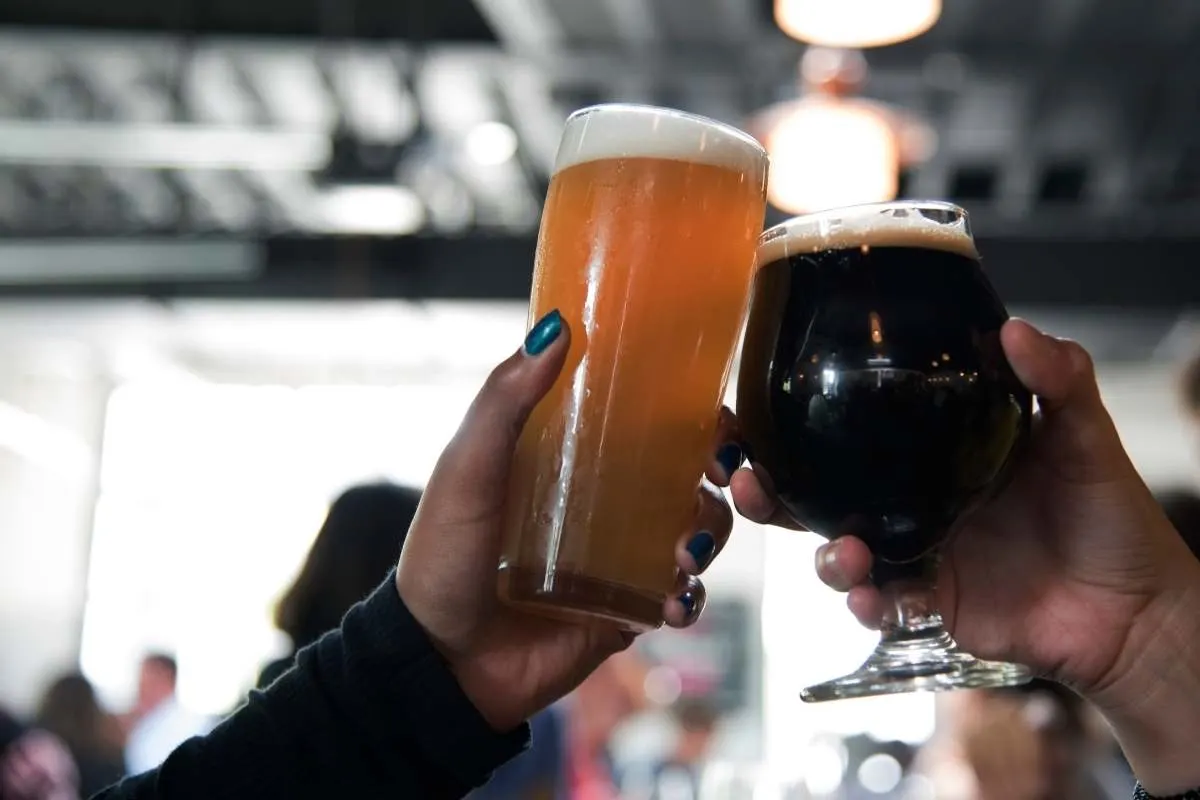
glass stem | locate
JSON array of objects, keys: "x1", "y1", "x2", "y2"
[
  {"x1": 879, "y1": 580, "x2": 944, "y2": 642},
  {"x1": 799, "y1": 553, "x2": 1031, "y2": 701}
]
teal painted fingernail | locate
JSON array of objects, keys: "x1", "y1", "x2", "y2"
[
  {"x1": 686, "y1": 531, "x2": 716, "y2": 571},
  {"x1": 716, "y1": 443, "x2": 744, "y2": 477},
  {"x1": 523, "y1": 309, "x2": 563, "y2": 356}
]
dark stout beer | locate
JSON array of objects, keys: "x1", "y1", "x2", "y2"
[{"x1": 738, "y1": 208, "x2": 1031, "y2": 574}]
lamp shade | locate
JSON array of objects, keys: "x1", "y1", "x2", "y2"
[{"x1": 775, "y1": 0, "x2": 942, "y2": 48}]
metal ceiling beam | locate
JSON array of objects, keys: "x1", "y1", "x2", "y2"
[
  {"x1": 0, "y1": 120, "x2": 331, "y2": 170},
  {"x1": 1133, "y1": 44, "x2": 1200, "y2": 200},
  {"x1": 602, "y1": 0, "x2": 660, "y2": 49},
  {"x1": 494, "y1": 63, "x2": 564, "y2": 175},
  {"x1": 0, "y1": 35, "x2": 1185, "y2": 121},
  {"x1": 531, "y1": 42, "x2": 1194, "y2": 89},
  {"x1": 0, "y1": 239, "x2": 259, "y2": 284},
  {"x1": 0, "y1": 29, "x2": 1193, "y2": 237},
  {"x1": 921, "y1": 0, "x2": 984, "y2": 44},
  {"x1": 710, "y1": 0, "x2": 760, "y2": 43},
  {"x1": 0, "y1": 29, "x2": 1191, "y2": 89},
  {"x1": 0, "y1": 234, "x2": 1197, "y2": 313},
  {"x1": 469, "y1": 0, "x2": 563, "y2": 56},
  {"x1": 1034, "y1": 0, "x2": 1093, "y2": 47}
]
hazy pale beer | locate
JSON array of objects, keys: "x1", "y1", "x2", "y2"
[{"x1": 498, "y1": 104, "x2": 769, "y2": 631}]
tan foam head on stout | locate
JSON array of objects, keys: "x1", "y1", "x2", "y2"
[
  {"x1": 553, "y1": 103, "x2": 769, "y2": 180},
  {"x1": 757, "y1": 201, "x2": 979, "y2": 266}
]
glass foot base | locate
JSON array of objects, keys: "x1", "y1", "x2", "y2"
[{"x1": 800, "y1": 629, "x2": 1032, "y2": 703}]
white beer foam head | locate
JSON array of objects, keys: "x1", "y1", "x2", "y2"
[
  {"x1": 757, "y1": 201, "x2": 979, "y2": 266},
  {"x1": 553, "y1": 103, "x2": 769, "y2": 180}
]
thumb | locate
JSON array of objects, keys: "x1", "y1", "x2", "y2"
[
  {"x1": 1001, "y1": 317, "x2": 1100, "y2": 416},
  {"x1": 421, "y1": 308, "x2": 570, "y2": 530},
  {"x1": 1001, "y1": 317, "x2": 1126, "y2": 473}
]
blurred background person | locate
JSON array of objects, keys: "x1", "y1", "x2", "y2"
[
  {"x1": 471, "y1": 646, "x2": 652, "y2": 800},
  {"x1": 34, "y1": 674, "x2": 123, "y2": 797},
  {"x1": 0, "y1": 707, "x2": 78, "y2": 800},
  {"x1": 467, "y1": 703, "x2": 568, "y2": 799},
  {"x1": 916, "y1": 680, "x2": 1129, "y2": 800},
  {"x1": 123, "y1": 655, "x2": 211, "y2": 777},
  {"x1": 260, "y1": 481, "x2": 423, "y2": 688},
  {"x1": 568, "y1": 650, "x2": 649, "y2": 800},
  {"x1": 644, "y1": 698, "x2": 720, "y2": 800}
]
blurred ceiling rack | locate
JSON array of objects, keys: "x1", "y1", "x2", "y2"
[
  {"x1": 0, "y1": 236, "x2": 1195, "y2": 312},
  {"x1": 0, "y1": 0, "x2": 1195, "y2": 309}
]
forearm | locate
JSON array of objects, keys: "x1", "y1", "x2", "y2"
[
  {"x1": 1096, "y1": 580, "x2": 1200, "y2": 796},
  {"x1": 95, "y1": 574, "x2": 529, "y2": 800}
]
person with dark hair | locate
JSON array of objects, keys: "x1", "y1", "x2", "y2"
[
  {"x1": 124, "y1": 655, "x2": 210, "y2": 777},
  {"x1": 35, "y1": 675, "x2": 124, "y2": 797},
  {"x1": 259, "y1": 482, "x2": 422, "y2": 689},
  {"x1": 78, "y1": 314, "x2": 1200, "y2": 800},
  {"x1": 1155, "y1": 488, "x2": 1200, "y2": 560}
]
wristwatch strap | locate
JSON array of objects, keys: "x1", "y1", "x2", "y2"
[{"x1": 1135, "y1": 784, "x2": 1200, "y2": 800}]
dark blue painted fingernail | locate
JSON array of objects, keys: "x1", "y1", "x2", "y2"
[
  {"x1": 686, "y1": 531, "x2": 716, "y2": 570},
  {"x1": 716, "y1": 442, "x2": 744, "y2": 476},
  {"x1": 678, "y1": 590, "x2": 699, "y2": 619},
  {"x1": 523, "y1": 309, "x2": 563, "y2": 356}
]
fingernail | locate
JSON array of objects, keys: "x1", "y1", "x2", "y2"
[
  {"x1": 716, "y1": 442, "x2": 744, "y2": 477},
  {"x1": 523, "y1": 309, "x2": 563, "y2": 356},
  {"x1": 816, "y1": 540, "x2": 846, "y2": 585},
  {"x1": 678, "y1": 590, "x2": 699, "y2": 619},
  {"x1": 686, "y1": 531, "x2": 716, "y2": 570}
]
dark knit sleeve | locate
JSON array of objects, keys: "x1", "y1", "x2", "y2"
[
  {"x1": 1134, "y1": 784, "x2": 1200, "y2": 799},
  {"x1": 93, "y1": 572, "x2": 530, "y2": 800}
]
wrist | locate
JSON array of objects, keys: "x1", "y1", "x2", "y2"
[
  {"x1": 1092, "y1": 569, "x2": 1200, "y2": 795},
  {"x1": 446, "y1": 657, "x2": 529, "y2": 734},
  {"x1": 392, "y1": 574, "x2": 526, "y2": 733}
]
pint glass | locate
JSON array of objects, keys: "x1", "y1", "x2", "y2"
[{"x1": 498, "y1": 104, "x2": 769, "y2": 631}]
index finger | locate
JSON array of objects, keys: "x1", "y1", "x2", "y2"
[
  {"x1": 728, "y1": 465, "x2": 807, "y2": 530},
  {"x1": 705, "y1": 406, "x2": 742, "y2": 487}
]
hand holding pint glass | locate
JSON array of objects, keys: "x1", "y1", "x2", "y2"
[
  {"x1": 497, "y1": 104, "x2": 769, "y2": 631},
  {"x1": 737, "y1": 201, "x2": 1033, "y2": 701}
]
